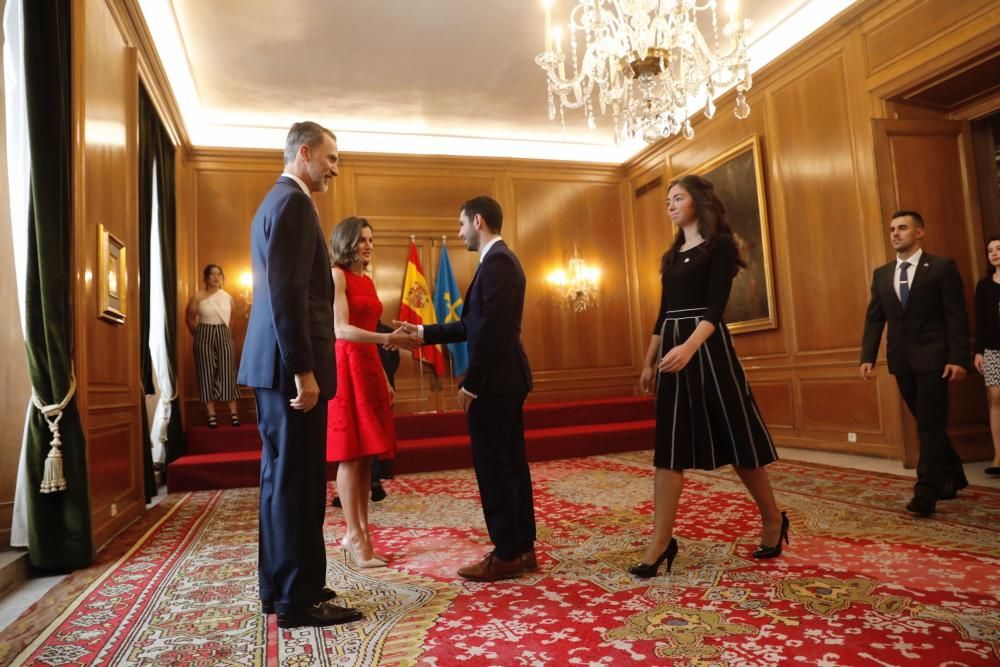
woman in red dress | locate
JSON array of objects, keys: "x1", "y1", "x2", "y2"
[{"x1": 327, "y1": 217, "x2": 414, "y2": 568}]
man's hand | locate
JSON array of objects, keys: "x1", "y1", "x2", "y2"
[
  {"x1": 290, "y1": 371, "x2": 320, "y2": 412},
  {"x1": 859, "y1": 363, "x2": 874, "y2": 381},
  {"x1": 942, "y1": 364, "x2": 966, "y2": 382},
  {"x1": 975, "y1": 354, "x2": 984, "y2": 375},
  {"x1": 457, "y1": 389, "x2": 474, "y2": 413},
  {"x1": 386, "y1": 326, "x2": 422, "y2": 350},
  {"x1": 387, "y1": 383, "x2": 395, "y2": 406},
  {"x1": 392, "y1": 320, "x2": 419, "y2": 335}
]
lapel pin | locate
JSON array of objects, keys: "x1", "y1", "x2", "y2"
[{"x1": 684, "y1": 257, "x2": 690, "y2": 263}]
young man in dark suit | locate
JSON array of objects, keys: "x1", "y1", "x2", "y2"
[
  {"x1": 860, "y1": 210, "x2": 971, "y2": 517},
  {"x1": 238, "y1": 121, "x2": 361, "y2": 627},
  {"x1": 396, "y1": 196, "x2": 536, "y2": 581}
]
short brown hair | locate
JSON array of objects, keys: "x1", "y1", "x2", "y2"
[
  {"x1": 329, "y1": 217, "x2": 372, "y2": 268},
  {"x1": 284, "y1": 121, "x2": 336, "y2": 165}
]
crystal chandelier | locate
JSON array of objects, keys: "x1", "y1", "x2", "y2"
[
  {"x1": 535, "y1": 0, "x2": 753, "y2": 144},
  {"x1": 547, "y1": 246, "x2": 601, "y2": 312}
]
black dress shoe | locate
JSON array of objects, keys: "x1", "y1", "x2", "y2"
[
  {"x1": 371, "y1": 482, "x2": 387, "y2": 502},
  {"x1": 986, "y1": 466, "x2": 1000, "y2": 476},
  {"x1": 261, "y1": 587, "x2": 337, "y2": 615},
  {"x1": 905, "y1": 496, "x2": 935, "y2": 517},
  {"x1": 276, "y1": 600, "x2": 363, "y2": 628}
]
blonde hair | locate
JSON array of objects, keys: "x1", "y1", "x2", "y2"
[{"x1": 329, "y1": 216, "x2": 372, "y2": 267}]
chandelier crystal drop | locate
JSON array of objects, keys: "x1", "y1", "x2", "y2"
[{"x1": 535, "y1": 0, "x2": 753, "y2": 144}]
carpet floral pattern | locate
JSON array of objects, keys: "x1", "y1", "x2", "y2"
[{"x1": 8, "y1": 453, "x2": 1000, "y2": 666}]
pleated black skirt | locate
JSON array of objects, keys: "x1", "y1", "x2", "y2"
[{"x1": 654, "y1": 307, "x2": 778, "y2": 470}]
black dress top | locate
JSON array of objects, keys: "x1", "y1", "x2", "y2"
[
  {"x1": 974, "y1": 276, "x2": 1000, "y2": 353},
  {"x1": 653, "y1": 236, "x2": 738, "y2": 335},
  {"x1": 649, "y1": 234, "x2": 777, "y2": 471}
]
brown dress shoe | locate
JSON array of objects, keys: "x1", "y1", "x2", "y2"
[
  {"x1": 458, "y1": 552, "x2": 524, "y2": 582},
  {"x1": 522, "y1": 549, "x2": 538, "y2": 572}
]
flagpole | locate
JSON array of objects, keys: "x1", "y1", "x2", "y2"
[
  {"x1": 411, "y1": 234, "x2": 426, "y2": 407},
  {"x1": 443, "y1": 235, "x2": 456, "y2": 404}
]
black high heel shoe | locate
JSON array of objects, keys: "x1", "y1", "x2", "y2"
[
  {"x1": 753, "y1": 512, "x2": 789, "y2": 559},
  {"x1": 629, "y1": 537, "x2": 678, "y2": 578}
]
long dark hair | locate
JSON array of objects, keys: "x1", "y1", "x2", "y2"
[
  {"x1": 985, "y1": 236, "x2": 1000, "y2": 278},
  {"x1": 660, "y1": 175, "x2": 747, "y2": 276}
]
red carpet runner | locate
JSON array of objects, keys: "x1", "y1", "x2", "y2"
[{"x1": 6, "y1": 452, "x2": 1000, "y2": 666}]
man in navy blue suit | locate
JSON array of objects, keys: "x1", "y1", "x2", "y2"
[
  {"x1": 397, "y1": 196, "x2": 536, "y2": 581},
  {"x1": 238, "y1": 121, "x2": 361, "y2": 627}
]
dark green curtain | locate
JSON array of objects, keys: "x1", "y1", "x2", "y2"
[
  {"x1": 138, "y1": 88, "x2": 156, "y2": 502},
  {"x1": 22, "y1": 0, "x2": 94, "y2": 569},
  {"x1": 138, "y1": 86, "x2": 185, "y2": 475}
]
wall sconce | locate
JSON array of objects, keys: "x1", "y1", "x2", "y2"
[
  {"x1": 239, "y1": 271, "x2": 253, "y2": 307},
  {"x1": 546, "y1": 245, "x2": 601, "y2": 312}
]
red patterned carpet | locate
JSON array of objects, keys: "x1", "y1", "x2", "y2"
[{"x1": 4, "y1": 453, "x2": 1000, "y2": 666}]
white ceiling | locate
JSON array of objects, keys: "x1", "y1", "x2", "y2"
[{"x1": 141, "y1": 0, "x2": 858, "y2": 162}]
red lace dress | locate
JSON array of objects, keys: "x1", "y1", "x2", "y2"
[{"x1": 326, "y1": 269, "x2": 397, "y2": 462}]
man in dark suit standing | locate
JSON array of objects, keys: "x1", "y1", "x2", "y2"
[
  {"x1": 860, "y1": 210, "x2": 970, "y2": 517},
  {"x1": 238, "y1": 121, "x2": 361, "y2": 627},
  {"x1": 396, "y1": 196, "x2": 536, "y2": 581}
]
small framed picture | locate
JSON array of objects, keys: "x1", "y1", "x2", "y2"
[{"x1": 98, "y1": 223, "x2": 126, "y2": 324}]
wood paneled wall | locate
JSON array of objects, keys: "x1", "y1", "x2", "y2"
[
  {"x1": 624, "y1": 0, "x2": 1000, "y2": 463},
  {"x1": 178, "y1": 152, "x2": 638, "y2": 419},
  {"x1": 69, "y1": 0, "x2": 146, "y2": 549}
]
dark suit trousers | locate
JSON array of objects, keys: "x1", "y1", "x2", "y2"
[
  {"x1": 466, "y1": 394, "x2": 536, "y2": 561},
  {"x1": 894, "y1": 371, "x2": 967, "y2": 500},
  {"x1": 255, "y1": 388, "x2": 328, "y2": 613}
]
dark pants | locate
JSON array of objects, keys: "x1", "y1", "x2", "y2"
[
  {"x1": 466, "y1": 394, "x2": 536, "y2": 561},
  {"x1": 255, "y1": 388, "x2": 329, "y2": 613},
  {"x1": 895, "y1": 371, "x2": 968, "y2": 501}
]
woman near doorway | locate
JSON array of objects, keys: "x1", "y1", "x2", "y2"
[
  {"x1": 973, "y1": 236, "x2": 1000, "y2": 477},
  {"x1": 186, "y1": 264, "x2": 241, "y2": 428}
]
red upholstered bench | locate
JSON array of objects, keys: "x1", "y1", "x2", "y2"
[{"x1": 168, "y1": 397, "x2": 655, "y2": 492}]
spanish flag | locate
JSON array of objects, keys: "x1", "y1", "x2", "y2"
[{"x1": 398, "y1": 240, "x2": 446, "y2": 375}]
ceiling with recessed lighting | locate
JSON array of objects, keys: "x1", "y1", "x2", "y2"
[{"x1": 140, "y1": 0, "x2": 858, "y2": 161}]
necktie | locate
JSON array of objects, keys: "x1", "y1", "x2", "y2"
[{"x1": 899, "y1": 261, "x2": 911, "y2": 307}]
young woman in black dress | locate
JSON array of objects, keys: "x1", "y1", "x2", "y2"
[
  {"x1": 631, "y1": 175, "x2": 786, "y2": 578},
  {"x1": 973, "y1": 236, "x2": 1000, "y2": 477}
]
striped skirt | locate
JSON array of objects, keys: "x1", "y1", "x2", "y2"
[
  {"x1": 654, "y1": 307, "x2": 777, "y2": 470},
  {"x1": 194, "y1": 323, "x2": 240, "y2": 403}
]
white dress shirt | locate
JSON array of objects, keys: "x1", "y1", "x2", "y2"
[
  {"x1": 894, "y1": 248, "x2": 923, "y2": 302},
  {"x1": 280, "y1": 172, "x2": 311, "y2": 197}
]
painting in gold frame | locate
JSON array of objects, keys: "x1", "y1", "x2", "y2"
[
  {"x1": 98, "y1": 223, "x2": 126, "y2": 324},
  {"x1": 677, "y1": 134, "x2": 777, "y2": 333}
]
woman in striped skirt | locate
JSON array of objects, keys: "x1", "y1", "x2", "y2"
[
  {"x1": 630, "y1": 175, "x2": 786, "y2": 578},
  {"x1": 186, "y1": 264, "x2": 241, "y2": 428}
]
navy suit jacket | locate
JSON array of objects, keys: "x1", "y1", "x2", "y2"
[
  {"x1": 238, "y1": 177, "x2": 337, "y2": 399},
  {"x1": 423, "y1": 240, "x2": 532, "y2": 396},
  {"x1": 860, "y1": 252, "x2": 970, "y2": 376}
]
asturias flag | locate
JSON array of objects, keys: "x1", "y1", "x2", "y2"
[
  {"x1": 433, "y1": 244, "x2": 469, "y2": 377},
  {"x1": 398, "y1": 240, "x2": 446, "y2": 376}
]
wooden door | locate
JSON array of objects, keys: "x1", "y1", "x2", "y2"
[{"x1": 872, "y1": 118, "x2": 991, "y2": 465}]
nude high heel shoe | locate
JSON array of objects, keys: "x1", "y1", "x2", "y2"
[{"x1": 341, "y1": 536, "x2": 386, "y2": 569}]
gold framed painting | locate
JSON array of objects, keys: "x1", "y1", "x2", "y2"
[
  {"x1": 678, "y1": 134, "x2": 777, "y2": 334},
  {"x1": 97, "y1": 223, "x2": 126, "y2": 324}
]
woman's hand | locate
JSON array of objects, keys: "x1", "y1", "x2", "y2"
[
  {"x1": 657, "y1": 342, "x2": 697, "y2": 374},
  {"x1": 639, "y1": 365, "x2": 656, "y2": 394},
  {"x1": 975, "y1": 353, "x2": 984, "y2": 375},
  {"x1": 386, "y1": 383, "x2": 395, "y2": 406}
]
